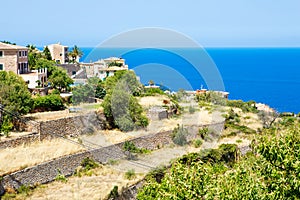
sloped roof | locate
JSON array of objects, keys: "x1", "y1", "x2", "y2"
[{"x1": 0, "y1": 42, "x2": 27, "y2": 50}]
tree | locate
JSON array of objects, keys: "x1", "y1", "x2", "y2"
[
  {"x1": 48, "y1": 67, "x2": 73, "y2": 92},
  {"x1": 1, "y1": 41, "x2": 16, "y2": 45},
  {"x1": 35, "y1": 58, "x2": 56, "y2": 77},
  {"x1": 102, "y1": 71, "x2": 148, "y2": 131},
  {"x1": 69, "y1": 45, "x2": 83, "y2": 63},
  {"x1": 43, "y1": 46, "x2": 52, "y2": 61},
  {"x1": 27, "y1": 44, "x2": 43, "y2": 69},
  {"x1": 148, "y1": 80, "x2": 155, "y2": 86},
  {"x1": 0, "y1": 71, "x2": 33, "y2": 134},
  {"x1": 72, "y1": 84, "x2": 94, "y2": 104}
]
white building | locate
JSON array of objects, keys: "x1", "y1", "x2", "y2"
[{"x1": 81, "y1": 57, "x2": 128, "y2": 80}]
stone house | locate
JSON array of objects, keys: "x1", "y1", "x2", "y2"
[
  {"x1": 47, "y1": 43, "x2": 69, "y2": 64},
  {"x1": 0, "y1": 42, "x2": 29, "y2": 74},
  {"x1": 0, "y1": 42, "x2": 47, "y2": 89}
]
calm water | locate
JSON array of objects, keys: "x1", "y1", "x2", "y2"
[{"x1": 81, "y1": 47, "x2": 300, "y2": 113}]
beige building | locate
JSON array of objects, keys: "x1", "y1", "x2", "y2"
[
  {"x1": 0, "y1": 42, "x2": 29, "y2": 74},
  {"x1": 47, "y1": 43, "x2": 69, "y2": 64},
  {"x1": 81, "y1": 57, "x2": 128, "y2": 80}
]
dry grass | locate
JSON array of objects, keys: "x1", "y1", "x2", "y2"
[
  {"x1": 0, "y1": 139, "x2": 85, "y2": 176},
  {"x1": 138, "y1": 95, "x2": 169, "y2": 107},
  {"x1": 26, "y1": 165, "x2": 143, "y2": 200}
]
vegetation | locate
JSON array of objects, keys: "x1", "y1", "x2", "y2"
[
  {"x1": 138, "y1": 117, "x2": 300, "y2": 199},
  {"x1": 72, "y1": 77, "x2": 106, "y2": 104},
  {"x1": 0, "y1": 71, "x2": 33, "y2": 135},
  {"x1": 48, "y1": 67, "x2": 73, "y2": 92},
  {"x1": 55, "y1": 169, "x2": 67, "y2": 182},
  {"x1": 43, "y1": 46, "x2": 52, "y2": 61},
  {"x1": 124, "y1": 169, "x2": 136, "y2": 180},
  {"x1": 108, "y1": 185, "x2": 119, "y2": 199},
  {"x1": 224, "y1": 109, "x2": 256, "y2": 135},
  {"x1": 123, "y1": 141, "x2": 150, "y2": 154},
  {"x1": 102, "y1": 71, "x2": 148, "y2": 131},
  {"x1": 171, "y1": 124, "x2": 188, "y2": 146},
  {"x1": 195, "y1": 91, "x2": 226, "y2": 106},
  {"x1": 227, "y1": 99, "x2": 258, "y2": 113},
  {"x1": 68, "y1": 45, "x2": 83, "y2": 63},
  {"x1": 32, "y1": 94, "x2": 65, "y2": 112}
]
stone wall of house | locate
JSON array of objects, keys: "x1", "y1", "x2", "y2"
[{"x1": 0, "y1": 50, "x2": 17, "y2": 73}]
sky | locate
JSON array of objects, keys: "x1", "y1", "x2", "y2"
[{"x1": 1, "y1": 0, "x2": 300, "y2": 47}]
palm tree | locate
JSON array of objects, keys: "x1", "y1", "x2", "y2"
[{"x1": 69, "y1": 45, "x2": 83, "y2": 63}]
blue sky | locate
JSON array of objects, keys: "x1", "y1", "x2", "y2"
[{"x1": 1, "y1": 0, "x2": 300, "y2": 47}]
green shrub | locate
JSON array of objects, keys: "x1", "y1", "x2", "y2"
[
  {"x1": 123, "y1": 141, "x2": 150, "y2": 154},
  {"x1": 80, "y1": 157, "x2": 99, "y2": 171},
  {"x1": 125, "y1": 169, "x2": 136, "y2": 180},
  {"x1": 108, "y1": 185, "x2": 119, "y2": 199},
  {"x1": 55, "y1": 169, "x2": 67, "y2": 182},
  {"x1": 198, "y1": 127, "x2": 209, "y2": 139},
  {"x1": 226, "y1": 100, "x2": 258, "y2": 113},
  {"x1": 188, "y1": 105, "x2": 196, "y2": 114},
  {"x1": 33, "y1": 94, "x2": 64, "y2": 112},
  {"x1": 143, "y1": 88, "x2": 164, "y2": 96},
  {"x1": 193, "y1": 139, "x2": 203, "y2": 148},
  {"x1": 172, "y1": 124, "x2": 188, "y2": 146}
]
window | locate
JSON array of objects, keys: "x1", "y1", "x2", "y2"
[
  {"x1": 0, "y1": 51, "x2": 3, "y2": 57},
  {"x1": 0, "y1": 64, "x2": 3, "y2": 70},
  {"x1": 19, "y1": 51, "x2": 22, "y2": 57}
]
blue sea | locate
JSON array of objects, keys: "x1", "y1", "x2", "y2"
[{"x1": 80, "y1": 47, "x2": 300, "y2": 113}]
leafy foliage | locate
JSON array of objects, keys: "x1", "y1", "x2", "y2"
[
  {"x1": 102, "y1": 71, "x2": 148, "y2": 131},
  {"x1": 123, "y1": 141, "x2": 150, "y2": 154},
  {"x1": 48, "y1": 67, "x2": 73, "y2": 92},
  {"x1": 43, "y1": 46, "x2": 52, "y2": 60},
  {"x1": 227, "y1": 99, "x2": 258, "y2": 113},
  {"x1": 0, "y1": 71, "x2": 33, "y2": 133},
  {"x1": 138, "y1": 121, "x2": 300, "y2": 199},
  {"x1": 195, "y1": 91, "x2": 226, "y2": 106},
  {"x1": 32, "y1": 94, "x2": 65, "y2": 112}
]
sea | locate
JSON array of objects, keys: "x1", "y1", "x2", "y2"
[{"x1": 79, "y1": 47, "x2": 300, "y2": 113}]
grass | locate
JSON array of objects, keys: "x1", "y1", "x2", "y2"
[
  {"x1": 9, "y1": 165, "x2": 142, "y2": 200},
  {"x1": 81, "y1": 103, "x2": 102, "y2": 110},
  {"x1": 0, "y1": 138, "x2": 84, "y2": 176}
]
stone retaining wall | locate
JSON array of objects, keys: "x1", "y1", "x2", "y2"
[
  {"x1": 0, "y1": 122, "x2": 223, "y2": 195},
  {"x1": 37, "y1": 112, "x2": 107, "y2": 140},
  {"x1": 0, "y1": 130, "x2": 173, "y2": 194},
  {"x1": 0, "y1": 112, "x2": 107, "y2": 149},
  {"x1": 0, "y1": 133, "x2": 40, "y2": 149}
]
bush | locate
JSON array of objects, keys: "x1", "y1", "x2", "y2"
[
  {"x1": 125, "y1": 169, "x2": 136, "y2": 180},
  {"x1": 188, "y1": 105, "x2": 196, "y2": 114},
  {"x1": 55, "y1": 169, "x2": 67, "y2": 182},
  {"x1": 143, "y1": 88, "x2": 164, "y2": 96},
  {"x1": 108, "y1": 186, "x2": 119, "y2": 199},
  {"x1": 80, "y1": 157, "x2": 99, "y2": 171},
  {"x1": 123, "y1": 141, "x2": 150, "y2": 154},
  {"x1": 227, "y1": 100, "x2": 258, "y2": 113},
  {"x1": 172, "y1": 124, "x2": 188, "y2": 146},
  {"x1": 33, "y1": 94, "x2": 65, "y2": 112},
  {"x1": 193, "y1": 139, "x2": 203, "y2": 148},
  {"x1": 198, "y1": 127, "x2": 209, "y2": 139}
]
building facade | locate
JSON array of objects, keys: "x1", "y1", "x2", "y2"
[
  {"x1": 47, "y1": 43, "x2": 69, "y2": 64},
  {"x1": 0, "y1": 42, "x2": 29, "y2": 74},
  {"x1": 81, "y1": 57, "x2": 128, "y2": 80}
]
